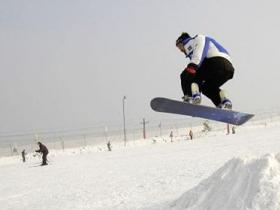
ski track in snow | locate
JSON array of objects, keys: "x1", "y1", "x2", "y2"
[{"x1": 1, "y1": 121, "x2": 280, "y2": 210}]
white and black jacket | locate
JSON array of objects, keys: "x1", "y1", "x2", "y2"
[{"x1": 182, "y1": 34, "x2": 232, "y2": 67}]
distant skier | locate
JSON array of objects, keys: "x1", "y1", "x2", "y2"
[
  {"x1": 189, "y1": 129, "x2": 193, "y2": 140},
  {"x1": 176, "y1": 32, "x2": 234, "y2": 109},
  {"x1": 107, "y1": 141, "x2": 112, "y2": 151},
  {"x1": 35, "y1": 142, "x2": 49, "y2": 166},
  {"x1": 232, "y1": 126, "x2": 236, "y2": 134},
  {"x1": 21, "y1": 149, "x2": 26, "y2": 163},
  {"x1": 170, "y1": 131, "x2": 174, "y2": 142}
]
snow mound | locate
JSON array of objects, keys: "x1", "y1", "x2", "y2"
[{"x1": 171, "y1": 153, "x2": 280, "y2": 210}]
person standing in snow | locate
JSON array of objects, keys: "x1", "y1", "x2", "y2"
[
  {"x1": 21, "y1": 149, "x2": 26, "y2": 162},
  {"x1": 176, "y1": 32, "x2": 234, "y2": 109},
  {"x1": 189, "y1": 129, "x2": 193, "y2": 140},
  {"x1": 107, "y1": 141, "x2": 112, "y2": 151},
  {"x1": 170, "y1": 131, "x2": 174, "y2": 142},
  {"x1": 35, "y1": 142, "x2": 49, "y2": 165}
]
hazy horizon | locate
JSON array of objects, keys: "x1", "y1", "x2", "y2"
[{"x1": 1, "y1": 0, "x2": 280, "y2": 135}]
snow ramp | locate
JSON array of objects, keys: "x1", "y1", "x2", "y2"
[{"x1": 170, "y1": 154, "x2": 280, "y2": 210}]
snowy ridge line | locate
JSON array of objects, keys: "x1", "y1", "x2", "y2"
[
  {"x1": 0, "y1": 107, "x2": 279, "y2": 142},
  {"x1": 0, "y1": 117, "x2": 233, "y2": 158},
  {"x1": 0, "y1": 116, "x2": 279, "y2": 165},
  {"x1": 0, "y1": 117, "x2": 201, "y2": 149},
  {"x1": 0, "y1": 124, "x2": 230, "y2": 164},
  {"x1": 1, "y1": 111, "x2": 280, "y2": 158}
]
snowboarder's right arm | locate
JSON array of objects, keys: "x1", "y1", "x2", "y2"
[{"x1": 189, "y1": 35, "x2": 207, "y2": 67}]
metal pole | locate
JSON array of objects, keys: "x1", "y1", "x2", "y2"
[
  {"x1": 123, "y1": 96, "x2": 127, "y2": 146},
  {"x1": 143, "y1": 118, "x2": 146, "y2": 139},
  {"x1": 141, "y1": 118, "x2": 149, "y2": 139}
]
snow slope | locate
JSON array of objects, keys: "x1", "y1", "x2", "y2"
[
  {"x1": 171, "y1": 154, "x2": 280, "y2": 210},
  {"x1": 1, "y1": 120, "x2": 280, "y2": 210}
]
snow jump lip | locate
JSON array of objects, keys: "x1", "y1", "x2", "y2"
[{"x1": 150, "y1": 97, "x2": 254, "y2": 126}]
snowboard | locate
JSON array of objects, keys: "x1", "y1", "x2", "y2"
[{"x1": 150, "y1": 97, "x2": 254, "y2": 125}]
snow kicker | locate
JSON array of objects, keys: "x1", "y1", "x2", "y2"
[{"x1": 171, "y1": 153, "x2": 280, "y2": 210}]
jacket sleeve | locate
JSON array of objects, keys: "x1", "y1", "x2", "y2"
[
  {"x1": 36, "y1": 144, "x2": 45, "y2": 153},
  {"x1": 190, "y1": 35, "x2": 208, "y2": 67}
]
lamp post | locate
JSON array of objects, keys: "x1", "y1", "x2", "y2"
[
  {"x1": 122, "y1": 96, "x2": 127, "y2": 146},
  {"x1": 140, "y1": 118, "x2": 149, "y2": 139}
]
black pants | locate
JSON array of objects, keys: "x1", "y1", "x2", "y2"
[
  {"x1": 42, "y1": 152, "x2": 48, "y2": 165},
  {"x1": 180, "y1": 57, "x2": 234, "y2": 106}
]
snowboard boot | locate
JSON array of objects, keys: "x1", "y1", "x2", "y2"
[
  {"x1": 191, "y1": 83, "x2": 201, "y2": 105},
  {"x1": 219, "y1": 90, "x2": 232, "y2": 109}
]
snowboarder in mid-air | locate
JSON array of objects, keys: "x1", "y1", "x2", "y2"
[
  {"x1": 35, "y1": 142, "x2": 49, "y2": 166},
  {"x1": 150, "y1": 33, "x2": 253, "y2": 125},
  {"x1": 176, "y1": 32, "x2": 234, "y2": 109}
]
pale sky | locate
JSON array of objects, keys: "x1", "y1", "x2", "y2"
[{"x1": 0, "y1": 0, "x2": 280, "y2": 134}]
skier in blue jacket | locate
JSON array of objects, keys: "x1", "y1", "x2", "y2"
[{"x1": 176, "y1": 32, "x2": 234, "y2": 109}]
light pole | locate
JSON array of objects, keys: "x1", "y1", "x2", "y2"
[
  {"x1": 140, "y1": 118, "x2": 149, "y2": 139},
  {"x1": 122, "y1": 96, "x2": 127, "y2": 146}
]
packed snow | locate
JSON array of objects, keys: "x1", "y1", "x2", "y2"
[
  {"x1": 1, "y1": 119, "x2": 280, "y2": 210},
  {"x1": 171, "y1": 154, "x2": 280, "y2": 210}
]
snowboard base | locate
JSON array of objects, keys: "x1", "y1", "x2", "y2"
[{"x1": 150, "y1": 97, "x2": 254, "y2": 125}]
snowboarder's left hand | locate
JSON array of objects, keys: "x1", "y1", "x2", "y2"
[{"x1": 184, "y1": 63, "x2": 198, "y2": 76}]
